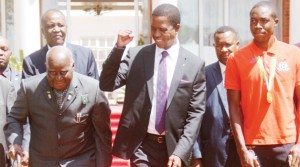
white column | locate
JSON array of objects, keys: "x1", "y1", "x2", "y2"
[
  {"x1": 289, "y1": 0, "x2": 300, "y2": 44},
  {"x1": 14, "y1": 0, "x2": 40, "y2": 57},
  {"x1": 152, "y1": 0, "x2": 178, "y2": 9}
]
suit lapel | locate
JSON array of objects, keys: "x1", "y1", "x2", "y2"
[
  {"x1": 41, "y1": 76, "x2": 59, "y2": 111},
  {"x1": 60, "y1": 74, "x2": 79, "y2": 113},
  {"x1": 212, "y1": 62, "x2": 229, "y2": 117},
  {"x1": 145, "y1": 44, "x2": 156, "y2": 101},
  {"x1": 167, "y1": 47, "x2": 186, "y2": 108}
]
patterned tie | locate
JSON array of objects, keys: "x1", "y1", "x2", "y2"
[{"x1": 155, "y1": 51, "x2": 168, "y2": 134}]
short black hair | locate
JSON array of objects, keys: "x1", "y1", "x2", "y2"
[
  {"x1": 214, "y1": 26, "x2": 238, "y2": 38},
  {"x1": 152, "y1": 4, "x2": 181, "y2": 26},
  {"x1": 250, "y1": 1, "x2": 278, "y2": 19}
]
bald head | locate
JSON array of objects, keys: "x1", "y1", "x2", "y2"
[{"x1": 46, "y1": 46, "x2": 73, "y2": 68}]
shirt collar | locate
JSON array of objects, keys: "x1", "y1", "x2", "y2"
[
  {"x1": 251, "y1": 36, "x2": 278, "y2": 56},
  {"x1": 47, "y1": 42, "x2": 67, "y2": 50},
  {"x1": 155, "y1": 38, "x2": 180, "y2": 58},
  {"x1": 219, "y1": 61, "x2": 226, "y2": 74}
]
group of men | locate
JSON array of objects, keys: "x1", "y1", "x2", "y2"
[{"x1": 1, "y1": 1, "x2": 300, "y2": 167}]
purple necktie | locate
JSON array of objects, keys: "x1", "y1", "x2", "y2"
[{"x1": 155, "y1": 51, "x2": 168, "y2": 134}]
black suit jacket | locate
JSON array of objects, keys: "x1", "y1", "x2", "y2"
[
  {"x1": 22, "y1": 43, "x2": 99, "y2": 79},
  {"x1": 100, "y1": 44, "x2": 206, "y2": 166}
]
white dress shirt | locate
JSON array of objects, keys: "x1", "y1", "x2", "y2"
[{"x1": 147, "y1": 39, "x2": 180, "y2": 135}]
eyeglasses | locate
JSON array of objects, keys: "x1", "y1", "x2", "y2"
[{"x1": 48, "y1": 70, "x2": 69, "y2": 77}]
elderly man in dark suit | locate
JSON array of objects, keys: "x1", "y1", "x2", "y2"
[
  {"x1": 192, "y1": 26, "x2": 241, "y2": 167},
  {"x1": 5, "y1": 46, "x2": 112, "y2": 167},
  {"x1": 22, "y1": 9, "x2": 99, "y2": 80},
  {"x1": 100, "y1": 4, "x2": 206, "y2": 167},
  {"x1": 0, "y1": 36, "x2": 21, "y2": 90},
  {"x1": 0, "y1": 76, "x2": 16, "y2": 166}
]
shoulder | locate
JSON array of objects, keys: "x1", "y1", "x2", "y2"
[
  {"x1": 25, "y1": 46, "x2": 47, "y2": 61},
  {"x1": 180, "y1": 46, "x2": 205, "y2": 66},
  {"x1": 22, "y1": 73, "x2": 46, "y2": 86},
  {"x1": 205, "y1": 62, "x2": 218, "y2": 72},
  {"x1": 67, "y1": 43, "x2": 91, "y2": 53},
  {"x1": 75, "y1": 73, "x2": 98, "y2": 86},
  {"x1": 129, "y1": 44, "x2": 155, "y2": 54}
]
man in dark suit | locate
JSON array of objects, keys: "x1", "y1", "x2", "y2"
[
  {"x1": 4, "y1": 46, "x2": 112, "y2": 167},
  {"x1": 0, "y1": 36, "x2": 21, "y2": 90},
  {"x1": 0, "y1": 76, "x2": 16, "y2": 166},
  {"x1": 22, "y1": 9, "x2": 99, "y2": 80},
  {"x1": 192, "y1": 26, "x2": 241, "y2": 167},
  {"x1": 100, "y1": 4, "x2": 206, "y2": 167}
]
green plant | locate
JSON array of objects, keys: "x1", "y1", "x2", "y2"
[{"x1": 9, "y1": 49, "x2": 24, "y2": 72}]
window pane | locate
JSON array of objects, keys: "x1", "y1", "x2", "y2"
[{"x1": 178, "y1": 0, "x2": 199, "y2": 56}]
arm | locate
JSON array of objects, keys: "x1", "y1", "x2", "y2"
[
  {"x1": 227, "y1": 90, "x2": 259, "y2": 167},
  {"x1": 99, "y1": 30, "x2": 133, "y2": 91},
  {"x1": 21, "y1": 58, "x2": 34, "y2": 79},
  {"x1": 4, "y1": 81, "x2": 29, "y2": 165},
  {"x1": 93, "y1": 88, "x2": 112, "y2": 167},
  {"x1": 289, "y1": 85, "x2": 300, "y2": 166}
]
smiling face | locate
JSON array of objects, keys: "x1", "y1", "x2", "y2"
[
  {"x1": 0, "y1": 37, "x2": 11, "y2": 70},
  {"x1": 250, "y1": 6, "x2": 278, "y2": 45},
  {"x1": 46, "y1": 46, "x2": 74, "y2": 91},
  {"x1": 41, "y1": 11, "x2": 67, "y2": 47},
  {"x1": 214, "y1": 31, "x2": 239, "y2": 65},
  {"x1": 151, "y1": 16, "x2": 180, "y2": 50}
]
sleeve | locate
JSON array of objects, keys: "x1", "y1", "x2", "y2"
[
  {"x1": 6, "y1": 82, "x2": 16, "y2": 113},
  {"x1": 93, "y1": 87, "x2": 112, "y2": 167},
  {"x1": 99, "y1": 45, "x2": 127, "y2": 92},
  {"x1": 87, "y1": 49, "x2": 100, "y2": 80},
  {"x1": 4, "y1": 81, "x2": 29, "y2": 148},
  {"x1": 192, "y1": 137, "x2": 202, "y2": 159},
  {"x1": 294, "y1": 47, "x2": 300, "y2": 87},
  {"x1": 225, "y1": 54, "x2": 241, "y2": 90},
  {"x1": 22, "y1": 57, "x2": 34, "y2": 79}
]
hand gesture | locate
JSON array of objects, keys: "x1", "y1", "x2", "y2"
[
  {"x1": 289, "y1": 143, "x2": 300, "y2": 167},
  {"x1": 116, "y1": 30, "x2": 134, "y2": 48},
  {"x1": 8, "y1": 144, "x2": 29, "y2": 166},
  {"x1": 168, "y1": 155, "x2": 182, "y2": 167}
]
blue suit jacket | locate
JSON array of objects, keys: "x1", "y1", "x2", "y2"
[
  {"x1": 193, "y1": 62, "x2": 231, "y2": 167},
  {"x1": 22, "y1": 43, "x2": 99, "y2": 79}
]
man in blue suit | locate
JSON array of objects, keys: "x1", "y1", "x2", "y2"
[
  {"x1": 22, "y1": 9, "x2": 99, "y2": 80},
  {"x1": 0, "y1": 36, "x2": 21, "y2": 90},
  {"x1": 192, "y1": 26, "x2": 241, "y2": 167}
]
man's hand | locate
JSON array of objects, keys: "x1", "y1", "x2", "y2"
[
  {"x1": 190, "y1": 158, "x2": 204, "y2": 167},
  {"x1": 168, "y1": 155, "x2": 182, "y2": 167},
  {"x1": 116, "y1": 30, "x2": 134, "y2": 48},
  {"x1": 238, "y1": 148, "x2": 260, "y2": 167},
  {"x1": 289, "y1": 143, "x2": 300, "y2": 167},
  {"x1": 8, "y1": 144, "x2": 29, "y2": 166}
]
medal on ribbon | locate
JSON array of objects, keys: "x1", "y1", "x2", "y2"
[
  {"x1": 267, "y1": 91, "x2": 272, "y2": 103},
  {"x1": 255, "y1": 53, "x2": 276, "y2": 104}
]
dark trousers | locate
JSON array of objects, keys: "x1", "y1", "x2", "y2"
[
  {"x1": 224, "y1": 139, "x2": 242, "y2": 167},
  {"x1": 249, "y1": 143, "x2": 294, "y2": 167},
  {"x1": 130, "y1": 135, "x2": 168, "y2": 167},
  {"x1": 0, "y1": 144, "x2": 6, "y2": 167}
]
